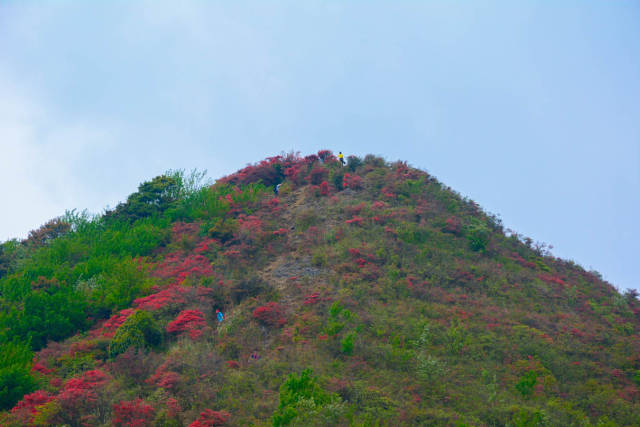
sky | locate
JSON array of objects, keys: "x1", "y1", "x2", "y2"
[{"x1": 0, "y1": 1, "x2": 638, "y2": 291}]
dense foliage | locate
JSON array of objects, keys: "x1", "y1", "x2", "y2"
[{"x1": 0, "y1": 152, "x2": 638, "y2": 425}]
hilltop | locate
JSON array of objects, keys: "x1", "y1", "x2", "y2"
[{"x1": 0, "y1": 151, "x2": 638, "y2": 426}]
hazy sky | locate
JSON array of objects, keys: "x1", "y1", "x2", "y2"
[{"x1": 1, "y1": 1, "x2": 638, "y2": 291}]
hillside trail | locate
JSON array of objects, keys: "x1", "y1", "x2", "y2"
[
  {"x1": 259, "y1": 187, "x2": 326, "y2": 306},
  {"x1": 258, "y1": 185, "x2": 356, "y2": 307}
]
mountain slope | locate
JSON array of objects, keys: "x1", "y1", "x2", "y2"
[{"x1": 1, "y1": 151, "x2": 638, "y2": 426}]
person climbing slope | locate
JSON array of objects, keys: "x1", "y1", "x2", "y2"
[
  {"x1": 216, "y1": 309, "x2": 224, "y2": 323},
  {"x1": 338, "y1": 151, "x2": 345, "y2": 166}
]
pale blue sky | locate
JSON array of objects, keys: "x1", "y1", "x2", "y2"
[{"x1": 1, "y1": 1, "x2": 638, "y2": 291}]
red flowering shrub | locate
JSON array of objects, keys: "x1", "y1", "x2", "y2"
[
  {"x1": 319, "y1": 181, "x2": 330, "y2": 196},
  {"x1": 384, "y1": 226, "x2": 398, "y2": 236},
  {"x1": 381, "y1": 187, "x2": 396, "y2": 199},
  {"x1": 304, "y1": 293, "x2": 321, "y2": 305},
  {"x1": 145, "y1": 360, "x2": 181, "y2": 391},
  {"x1": 345, "y1": 216, "x2": 364, "y2": 226},
  {"x1": 443, "y1": 217, "x2": 462, "y2": 235},
  {"x1": 194, "y1": 238, "x2": 219, "y2": 254},
  {"x1": 11, "y1": 390, "x2": 54, "y2": 425},
  {"x1": 307, "y1": 166, "x2": 328, "y2": 185},
  {"x1": 218, "y1": 156, "x2": 285, "y2": 186},
  {"x1": 538, "y1": 273, "x2": 565, "y2": 287},
  {"x1": 113, "y1": 398, "x2": 156, "y2": 427},
  {"x1": 146, "y1": 367, "x2": 180, "y2": 390},
  {"x1": 94, "y1": 308, "x2": 136, "y2": 338},
  {"x1": 31, "y1": 361, "x2": 52, "y2": 375},
  {"x1": 510, "y1": 253, "x2": 536, "y2": 269},
  {"x1": 393, "y1": 161, "x2": 419, "y2": 179},
  {"x1": 253, "y1": 302, "x2": 286, "y2": 327},
  {"x1": 222, "y1": 249, "x2": 241, "y2": 257},
  {"x1": 451, "y1": 269, "x2": 481, "y2": 286},
  {"x1": 304, "y1": 154, "x2": 320, "y2": 164},
  {"x1": 189, "y1": 409, "x2": 230, "y2": 426},
  {"x1": 57, "y1": 369, "x2": 109, "y2": 413},
  {"x1": 167, "y1": 309, "x2": 207, "y2": 339},
  {"x1": 167, "y1": 398, "x2": 181, "y2": 418},
  {"x1": 266, "y1": 197, "x2": 282, "y2": 213},
  {"x1": 570, "y1": 328, "x2": 585, "y2": 338},
  {"x1": 343, "y1": 173, "x2": 363, "y2": 190},
  {"x1": 171, "y1": 222, "x2": 200, "y2": 241},
  {"x1": 618, "y1": 385, "x2": 640, "y2": 402},
  {"x1": 154, "y1": 253, "x2": 214, "y2": 284},
  {"x1": 317, "y1": 149, "x2": 334, "y2": 162},
  {"x1": 237, "y1": 214, "x2": 263, "y2": 239},
  {"x1": 225, "y1": 360, "x2": 240, "y2": 369},
  {"x1": 345, "y1": 202, "x2": 367, "y2": 216},
  {"x1": 272, "y1": 228, "x2": 288, "y2": 236},
  {"x1": 134, "y1": 285, "x2": 189, "y2": 311},
  {"x1": 196, "y1": 287, "x2": 215, "y2": 298},
  {"x1": 284, "y1": 164, "x2": 306, "y2": 186},
  {"x1": 69, "y1": 339, "x2": 105, "y2": 359},
  {"x1": 348, "y1": 247, "x2": 378, "y2": 267}
]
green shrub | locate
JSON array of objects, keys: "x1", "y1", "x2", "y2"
[
  {"x1": 330, "y1": 170, "x2": 344, "y2": 191},
  {"x1": 416, "y1": 353, "x2": 446, "y2": 382},
  {"x1": 398, "y1": 223, "x2": 430, "y2": 245},
  {"x1": 363, "y1": 154, "x2": 386, "y2": 168},
  {"x1": 326, "y1": 302, "x2": 351, "y2": 336},
  {"x1": 56, "y1": 353, "x2": 96, "y2": 378},
  {"x1": 341, "y1": 332, "x2": 356, "y2": 355},
  {"x1": 231, "y1": 275, "x2": 267, "y2": 304},
  {"x1": 101, "y1": 258, "x2": 155, "y2": 311},
  {"x1": 311, "y1": 250, "x2": 327, "y2": 267},
  {"x1": 272, "y1": 369, "x2": 342, "y2": 426},
  {"x1": 515, "y1": 371, "x2": 538, "y2": 398},
  {"x1": 445, "y1": 319, "x2": 467, "y2": 355},
  {"x1": 346, "y1": 156, "x2": 363, "y2": 172},
  {"x1": 208, "y1": 218, "x2": 237, "y2": 242},
  {"x1": 466, "y1": 223, "x2": 489, "y2": 252},
  {"x1": 398, "y1": 176, "x2": 426, "y2": 199},
  {"x1": 510, "y1": 406, "x2": 549, "y2": 426},
  {"x1": 109, "y1": 310, "x2": 162, "y2": 358}
]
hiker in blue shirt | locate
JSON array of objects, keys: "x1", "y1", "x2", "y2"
[{"x1": 216, "y1": 309, "x2": 224, "y2": 323}]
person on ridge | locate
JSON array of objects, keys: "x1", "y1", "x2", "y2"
[
  {"x1": 274, "y1": 183, "x2": 282, "y2": 195},
  {"x1": 216, "y1": 309, "x2": 224, "y2": 323},
  {"x1": 338, "y1": 151, "x2": 345, "y2": 166}
]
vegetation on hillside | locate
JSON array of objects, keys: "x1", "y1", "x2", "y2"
[{"x1": 0, "y1": 151, "x2": 638, "y2": 426}]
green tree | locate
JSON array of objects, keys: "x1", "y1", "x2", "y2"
[
  {"x1": 0, "y1": 340, "x2": 36, "y2": 410},
  {"x1": 8, "y1": 286, "x2": 87, "y2": 350},
  {"x1": 105, "y1": 175, "x2": 181, "y2": 222}
]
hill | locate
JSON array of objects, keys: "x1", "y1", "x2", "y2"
[{"x1": 0, "y1": 151, "x2": 638, "y2": 426}]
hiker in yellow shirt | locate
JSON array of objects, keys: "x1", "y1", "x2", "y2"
[{"x1": 338, "y1": 152, "x2": 345, "y2": 166}]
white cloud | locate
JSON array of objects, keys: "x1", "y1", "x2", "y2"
[{"x1": 0, "y1": 71, "x2": 119, "y2": 241}]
